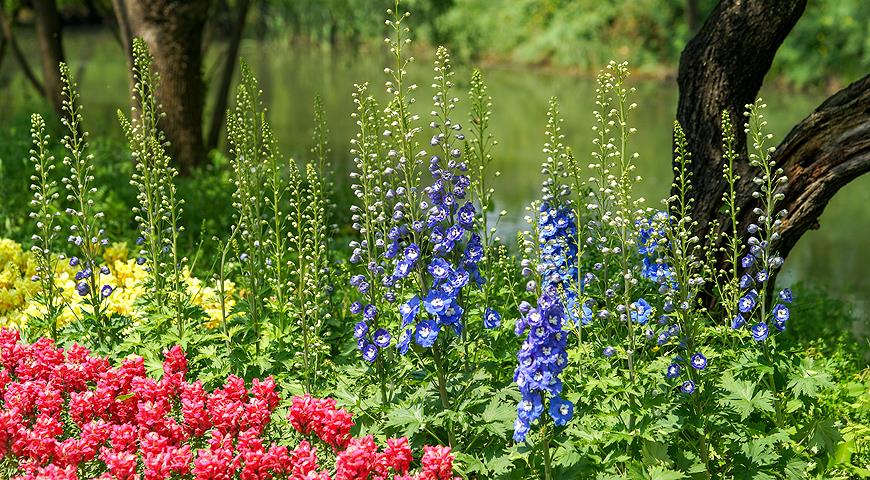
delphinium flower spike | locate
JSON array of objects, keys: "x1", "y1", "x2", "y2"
[
  {"x1": 59, "y1": 63, "x2": 113, "y2": 326},
  {"x1": 119, "y1": 38, "x2": 189, "y2": 335},
  {"x1": 348, "y1": 82, "x2": 393, "y2": 402},
  {"x1": 656, "y1": 122, "x2": 709, "y2": 394},
  {"x1": 513, "y1": 98, "x2": 575, "y2": 447},
  {"x1": 227, "y1": 61, "x2": 271, "y2": 351},
  {"x1": 27, "y1": 113, "x2": 66, "y2": 337}
]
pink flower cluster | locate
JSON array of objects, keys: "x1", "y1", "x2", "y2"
[{"x1": 0, "y1": 329, "x2": 456, "y2": 480}]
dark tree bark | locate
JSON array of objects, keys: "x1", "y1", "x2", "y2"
[
  {"x1": 122, "y1": 0, "x2": 211, "y2": 175},
  {"x1": 685, "y1": 0, "x2": 701, "y2": 32},
  {"x1": 32, "y1": 0, "x2": 66, "y2": 115},
  {"x1": 0, "y1": 35, "x2": 7, "y2": 73},
  {"x1": 206, "y1": 0, "x2": 251, "y2": 150},
  {"x1": 0, "y1": 8, "x2": 45, "y2": 97},
  {"x1": 676, "y1": 0, "x2": 870, "y2": 267}
]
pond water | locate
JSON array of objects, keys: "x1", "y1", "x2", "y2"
[{"x1": 2, "y1": 33, "x2": 868, "y2": 321}]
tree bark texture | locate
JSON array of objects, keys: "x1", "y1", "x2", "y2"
[
  {"x1": 677, "y1": 0, "x2": 870, "y2": 267},
  {"x1": 32, "y1": 0, "x2": 66, "y2": 115},
  {"x1": 206, "y1": 0, "x2": 251, "y2": 151},
  {"x1": 123, "y1": 0, "x2": 210, "y2": 175}
]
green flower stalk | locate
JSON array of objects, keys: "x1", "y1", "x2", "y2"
[
  {"x1": 59, "y1": 63, "x2": 110, "y2": 328},
  {"x1": 120, "y1": 38, "x2": 189, "y2": 337},
  {"x1": 27, "y1": 113, "x2": 65, "y2": 338}
]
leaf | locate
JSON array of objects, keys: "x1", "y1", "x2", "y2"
[
  {"x1": 641, "y1": 440, "x2": 672, "y2": 467},
  {"x1": 808, "y1": 418, "x2": 843, "y2": 454},
  {"x1": 787, "y1": 359, "x2": 833, "y2": 399},
  {"x1": 647, "y1": 465, "x2": 687, "y2": 480},
  {"x1": 384, "y1": 405, "x2": 425, "y2": 437},
  {"x1": 719, "y1": 375, "x2": 774, "y2": 420}
]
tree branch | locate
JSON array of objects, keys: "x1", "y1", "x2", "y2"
[{"x1": 0, "y1": 8, "x2": 46, "y2": 98}]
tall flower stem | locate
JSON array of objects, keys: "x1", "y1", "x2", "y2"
[
  {"x1": 432, "y1": 343, "x2": 455, "y2": 448},
  {"x1": 540, "y1": 423, "x2": 554, "y2": 480}
]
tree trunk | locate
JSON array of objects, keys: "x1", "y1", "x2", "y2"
[
  {"x1": 0, "y1": 8, "x2": 45, "y2": 97},
  {"x1": 676, "y1": 0, "x2": 870, "y2": 270},
  {"x1": 0, "y1": 35, "x2": 7, "y2": 73},
  {"x1": 32, "y1": 0, "x2": 66, "y2": 116},
  {"x1": 206, "y1": 0, "x2": 251, "y2": 151},
  {"x1": 685, "y1": 0, "x2": 701, "y2": 32},
  {"x1": 675, "y1": 0, "x2": 805, "y2": 245},
  {"x1": 122, "y1": 0, "x2": 210, "y2": 175}
]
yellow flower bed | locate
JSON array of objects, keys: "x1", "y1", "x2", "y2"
[{"x1": 0, "y1": 239, "x2": 235, "y2": 328}]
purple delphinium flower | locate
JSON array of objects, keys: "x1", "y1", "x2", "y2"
[{"x1": 751, "y1": 321, "x2": 769, "y2": 341}]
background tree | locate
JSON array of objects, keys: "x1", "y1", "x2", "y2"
[{"x1": 676, "y1": 0, "x2": 870, "y2": 273}]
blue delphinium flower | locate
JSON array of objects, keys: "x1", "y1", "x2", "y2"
[
  {"x1": 751, "y1": 321, "x2": 769, "y2": 341},
  {"x1": 361, "y1": 343, "x2": 378, "y2": 363},
  {"x1": 603, "y1": 346, "x2": 615, "y2": 358},
  {"x1": 666, "y1": 363, "x2": 680, "y2": 379},
  {"x1": 76, "y1": 282, "x2": 89, "y2": 296},
  {"x1": 513, "y1": 289, "x2": 571, "y2": 442},
  {"x1": 354, "y1": 321, "x2": 369, "y2": 339},
  {"x1": 779, "y1": 288, "x2": 793, "y2": 303},
  {"x1": 414, "y1": 320, "x2": 439, "y2": 348},
  {"x1": 630, "y1": 298, "x2": 652, "y2": 325},
  {"x1": 484, "y1": 308, "x2": 501, "y2": 329},
  {"x1": 681, "y1": 380, "x2": 696, "y2": 394},
  {"x1": 548, "y1": 396, "x2": 574, "y2": 426},
  {"x1": 100, "y1": 285, "x2": 113, "y2": 298},
  {"x1": 373, "y1": 328, "x2": 392, "y2": 348},
  {"x1": 690, "y1": 353, "x2": 707, "y2": 370},
  {"x1": 731, "y1": 313, "x2": 745, "y2": 329},
  {"x1": 738, "y1": 291, "x2": 757, "y2": 313},
  {"x1": 397, "y1": 328, "x2": 412, "y2": 355}
]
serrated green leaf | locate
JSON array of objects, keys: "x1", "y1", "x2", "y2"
[{"x1": 719, "y1": 374, "x2": 774, "y2": 420}]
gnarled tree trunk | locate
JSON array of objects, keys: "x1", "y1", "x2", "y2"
[{"x1": 676, "y1": 0, "x2": 870, "y2": 269}]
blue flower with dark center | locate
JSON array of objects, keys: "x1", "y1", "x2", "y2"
[
  {"x1": 448, "y1": 269, "x2": 469, "y2": 290},
  {"x1": 361, "y1": 343, "x2": 378, "y2": 363},
  {"x1": 397, "y1": 328, "x2": 412, "y2": 355},
  {"x1": 666, "y1": 363, "x2": 680, "y2": 379},
  {"x1": 630, "y1": 298, "x2": 652, "y2": 325},
  {"x1": 373, "y1": 328, "x2": 391, "y2": 348},
  {"x1": 773, "y1": 303, "x2": 789, "y2": 323},
  {"x1": 484, "y1": 308, "x2": 501, "y2": 329},
  {"x1": 779, "y1": 288, "x2": 793, "y2": 303},
  {"x1": 446, "y1": 225, "x2": 464, "y2": 243},
  {"x1": 350, "y1": 301, "x2": 362, "y2": 315},
  {"x1": 399, "y1": 296, "x2": 420, "y2": 327},
  {"x1": 751, "y1": 321, "x2": 769, "y2": 341},
  {"x1": 756, "y1": 270, "x2": 768, "y2": 283},
  {"x1": 548, "y1": 396, "x2": 574, "y2": 426},
  {"x1": 690, "y1": 353, "x2": 707, "y2": 370},
  {"x1": 681, "y1": 380, "x2": 696, "y2": 394},
  {"x1": 457, "y1": 202, "x2": 475, "y2": 228},
  {"x1": 429, "y1": 227, "x2": 445, "y2": 245},
  {"x1": 363, "y1": 304, "x2": 377, "y2": 321},
  {"x1": 353, "y1": 321, "x2": 368, "y2": 339},
  {"x1": 428, "y1": 258, "x2": 452, "y2": 281},
  {"x1": 100, "y1": 285, "x2": 113, "y2": 298},
  {"x1": 423, "y1": 289, "x2": 452, "y2": 315},
  {"x1": 414, "y1": 320, "x2": 439, "y2": 348},
  {"x1": 427, "y1": 204, "x2": 448, "y2": 226}
]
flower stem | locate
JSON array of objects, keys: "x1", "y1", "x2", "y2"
[{"x1": 432, "y1": 344, "x2": 455, "y2": 447}]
